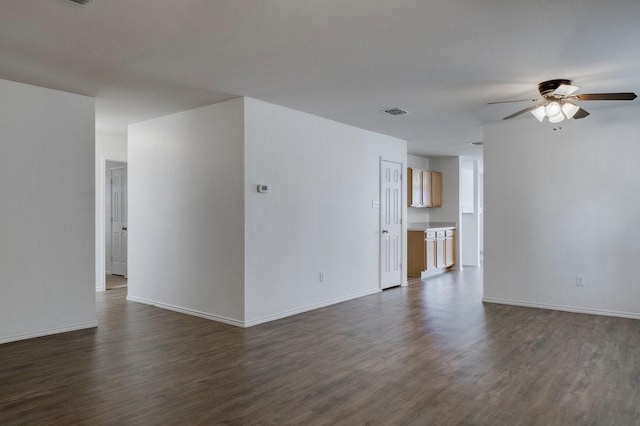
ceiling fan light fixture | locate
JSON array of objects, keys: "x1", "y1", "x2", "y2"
[
  {"x1": 562, "y1": 102, "x2": 580, "y2": 119},
  {"x1": 531, "y1": 105, "x2": 546, "y2": 122},
  {"x1": 495, "y1": 79, "x2": 637, "y2": 122},
  {"x1": 548, "y1": 112, "x2": 565, "y2": 123},
  {"x1": 545, "y1": 101, "x2": 562, "y2": 117}
]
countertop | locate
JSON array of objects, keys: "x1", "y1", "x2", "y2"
[{"x1": 408, "y1": 222, "x2": 456, "y2": 231}]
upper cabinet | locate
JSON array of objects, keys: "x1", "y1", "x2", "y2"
[
  {"x1": 431, "y1": 171, "x2": 442, "y2": 207},
  {"x1": 409, "y1": 167, "x2": 423, "y2": 207},
  {"x1": 408, "y1": 168, "x2": 442, "y2": 208}
]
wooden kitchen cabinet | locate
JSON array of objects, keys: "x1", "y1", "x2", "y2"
[
  {"x1": 408, "y1": 228, "x2": 455, "y2": 277},
  {"x1": 431, "y1": 171, "x2": 442, "y2": 207},
  {"x1": 408, "y1": 231, "x2": 426, "y2": 277},
  {"x1": 435, "y1": 231, "x2": 446, "y2": 268},
  {"x1": 407, "y1": 168, "x2": 442, "y2": 208},
  {"x1": 408, "y1": 168, "x2": 425, "y2": 207},
  {"x1": 425, "y1": 231, "x2": 437, "y2": 271},
  {"x1": 444, "y1": 229, "x2": 455, "y2": 267}
]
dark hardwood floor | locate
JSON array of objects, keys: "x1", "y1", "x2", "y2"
[
  {"x1": 2, "y1": 268, "x2": 640, "y2": 425},
  {"x1": 105, "y1": 274, "x2": 127, "y2": 290}
]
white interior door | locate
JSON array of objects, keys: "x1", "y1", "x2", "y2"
[
  {"x1": 380, "y1": 160, "x2": 402, "y2": 289},
  {"x1": 111, "y1": 167, "x2": 128, "y2": 276}
]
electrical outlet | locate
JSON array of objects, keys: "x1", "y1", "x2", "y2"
[
  {"x1": 576, "y1": 274, "x2": 585, "y2": 287},
  {"x1": 319, "y1": 272, "x2": 325, "y2": 282}
]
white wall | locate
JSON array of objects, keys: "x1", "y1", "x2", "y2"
[
  {"x1": 407, "y1": 154, "x2": 430, "y2": 223},
  {"x1": 461, "y1": 159, "x2": 480, "y2": 266},
  {"x1": 460, "y1": 160, "x2": 474, "y2": 214},
  {"x1": 484, "y1": 104, "x2": 640, "y2": 318},
  {"x1": 127, "y1": 98, "x2": 246, "y2": 325},
  {"x1": 428, "y1": 156, "x2": 462, "y2": 268},
  {"x1": 127, "y1": 97, "x2": 406, "y2": 327},
  {"x1": 95, "y1": 133, "x2": 127, "y2": 290},
  {"x1": 0, "y1": 79, "x2": 96, "y2": 344},
  {"x1": 478, "y1": 170, "x2": 484, "y2": 258},
  {"x1": 243, "y1": 98, "x2": 407, "y2": 325}
]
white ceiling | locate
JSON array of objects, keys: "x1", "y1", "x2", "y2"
[{"x1": 2, "y1": 0, "x2": 640, "y2": 158}]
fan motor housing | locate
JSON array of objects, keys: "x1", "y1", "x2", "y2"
[{"x1": 538, "y1": 79, "x2": 572, "y2": 97}]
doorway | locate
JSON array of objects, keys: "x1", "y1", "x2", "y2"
[{"x1": 105, "y1": 161, "x2": 128, "y2": 290}]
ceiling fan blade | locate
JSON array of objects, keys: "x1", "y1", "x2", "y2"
[
  {"x1": 576, "y1": 93, "x2": 637, "y2": 101},
  {"x1": 572, "y1": 108, "x2": 590, "y2": 119},
  {"x1": 553, "y1": 84, "x2": 580, "y2": 97},
  {"x1": 503, "y1": 104, "x2": 539, "y2": 120},
  {"x1": 488, "y1": 99, "x2": 537, "y2": 105}
]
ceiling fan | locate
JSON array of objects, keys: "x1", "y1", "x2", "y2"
[{"x1": 489, "y1": 79, "x2": 637, "y2": 123}]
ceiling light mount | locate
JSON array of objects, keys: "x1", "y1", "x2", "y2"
[{"x1": 538, "y1": 79, "x2": 572, "y2": 97}]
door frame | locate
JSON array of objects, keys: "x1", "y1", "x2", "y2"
[
  {"x1": 109, "y1": 165, "x2": 128, "y2": 277},
  {"x1": 96, "y1": 155, "x2": 127, "y2": 292},
  {"x1": 379, "y1": 157, "x2": 406, "y2": 290}
]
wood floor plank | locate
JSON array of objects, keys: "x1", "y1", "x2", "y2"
[{"x1": 1, "y1": 268, "x2": 640, "y2": 424}]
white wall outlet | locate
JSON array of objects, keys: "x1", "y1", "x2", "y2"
[
  {"x1": 257, "y1": 184, "x2": 269, "y2": 193},
  {"x1": 319, "y1": 272, "x2": 325, "y2": 282},
  {"x1": 576, "y1": 274, "x2": 585, "y2": 287},
  {"x1": 371, "y1": 200, "x2": 380, "y2": 209}
]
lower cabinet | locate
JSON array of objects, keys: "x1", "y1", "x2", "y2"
[
  {"x1": 408, "y1": 231, "x2": 427, "y2": 277},
  {"x1": 425, "y1": 231, "x2": 437, "y2": 271},
  {"x1": 444, "y1": 229, "x2": 455, "y2": 267},
  {"x1": 435, "y1": 231, "x2": 446, "y2": 268},
  {"x1": 408, "y1": 228, "x2": 456, "y2": 278}
]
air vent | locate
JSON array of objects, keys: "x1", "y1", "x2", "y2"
[
  {"x1": 470, "y1": 141, "x2": 484, "y2": 146},
  {"x1": 382, "y1": 108, "x2": 409, "y2": 116},
  {"x1": 68, "y1": 0, "x2": 93, "y2": 5}
]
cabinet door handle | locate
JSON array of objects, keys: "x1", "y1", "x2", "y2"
[{"x1": 382, "y1": 230, "x2": 389, "y2": 234}]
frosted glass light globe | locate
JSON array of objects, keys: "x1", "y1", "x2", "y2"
[
  {"x1": 562, "y1": 102, "x2": 580, "y2": 119},
  {"x1": 548, "y1": 112, "x2": 565, "y2": 123},
  {"x1": 531, "y1": 105, "x2": 546, "y2": 122},
  {"x1": 545, "y1": 101, "x2": 562, "y2": 117}
]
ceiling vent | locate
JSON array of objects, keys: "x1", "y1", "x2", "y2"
[
  {"x1": 67, "y1": 0, "x2": 93, "y2": 5},
  {"x1": 382, "y1": 108, "x2": 409, "y2": 116}
]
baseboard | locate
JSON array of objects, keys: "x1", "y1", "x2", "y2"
[
  {"x1": 0, "y1": 321, "x2": 98, "y2": 345},
  {"x1": 128, "y1": 289, "x2": 382, "y2": 328},
  {"x1": 244, "y1": 289, "x2": 381, "y2": 328},
  {"x1": 126, "y1": 295, "x2": 245, "y2": 328},
  {"x1": 482, "y1": 297, "x2": 640, "y2": 320}
]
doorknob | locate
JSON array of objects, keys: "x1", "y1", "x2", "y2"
[
  {"x1": 122, "y1": 226, "x2": 127, "y2": 231},
  {"x1": 382, "y1": 229, "x2": 389, "y2": 233}
]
